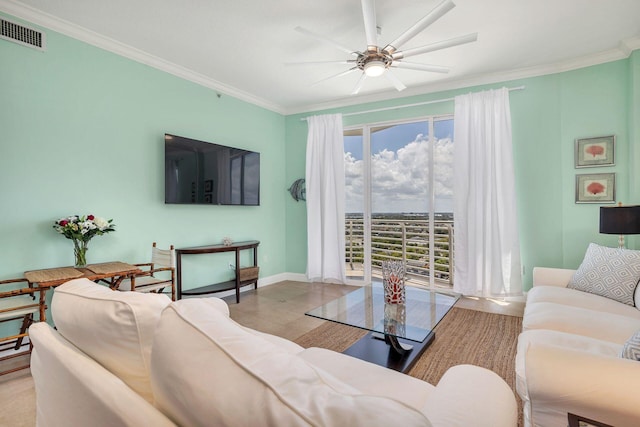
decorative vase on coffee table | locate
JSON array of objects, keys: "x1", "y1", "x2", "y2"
[{"x1": 382, "y1": 260, "x2": 406, "y2": 304}]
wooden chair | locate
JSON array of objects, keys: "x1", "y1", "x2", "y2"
[
  {"x1": 0, "y1": 278, "x2": 40, "y2": 375},
  {"x1": 118, "y1": 243, "x2": 176, "y2": 301}
]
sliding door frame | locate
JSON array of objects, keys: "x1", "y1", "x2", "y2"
[{"x1": 344, "y1": 114, "x2": 453, "y2": 289}]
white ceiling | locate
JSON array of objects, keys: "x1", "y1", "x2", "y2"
[{"x1": 2, "y1": 0, "x2": 640, "y2": 114}]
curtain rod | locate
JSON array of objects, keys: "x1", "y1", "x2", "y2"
[{"x1": 301, "y1": 85, "x2": 525, "y2": 121}]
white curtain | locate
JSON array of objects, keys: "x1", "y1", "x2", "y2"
[
  {"x1": 453, "y1": 88, "x2": 522, "y2": 297},
  {"x1": 305, "y1": 113, "x2": 347, "y2": 284}
]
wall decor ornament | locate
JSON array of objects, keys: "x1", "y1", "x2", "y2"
[
  {"x1": 52, "y1": 214, "x2": 116, "y2": 267},
  {"x1": 222, "y1": 236, "x2": 233, "y2": 246},
  {"x1": 287, "y1": 178, "x2": 306, "y2": 202},
  {"x1": 575, "y1": 135, "x2": 615, "y2": 168},
  {"x1": 575, "y1": 173, "x2": 616, "y2": 204}
]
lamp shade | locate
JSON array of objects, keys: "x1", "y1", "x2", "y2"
[{"x1": 599, "y1": 205, "x2": 640, "y2": 235}]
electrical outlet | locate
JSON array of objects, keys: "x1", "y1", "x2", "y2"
[{"x1": 228, "y1": 262, "x2": 235, "y2": 270}]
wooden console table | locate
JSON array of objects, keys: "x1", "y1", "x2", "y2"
[
  {"x1": 24, "y1": 262, "x2": 142, "y2": 322},
  {"x1": 175, "y1": 241, "x2": 259, "y2": 303}
]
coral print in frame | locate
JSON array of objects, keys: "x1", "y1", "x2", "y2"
[
  {"x1": 575, "y1": 173, "x2": 615, "y2": 204},
  {"x1": 575, "y1": 135, "x2": 615, "y2": 168}
]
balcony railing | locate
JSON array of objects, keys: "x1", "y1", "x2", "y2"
[{"x1": 345, "y1": 218, "x2": 454, "y2": 287}]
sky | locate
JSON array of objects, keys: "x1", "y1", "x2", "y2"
[{"x1": 344, "y1": 119, "x2": 454, "y2": 214}]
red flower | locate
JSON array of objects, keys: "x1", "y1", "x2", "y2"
[
  {"x1": 59, "y1": 220, "x2": 68, "y2": 226},
  {"x1": 87, "y1": 215, "x2": 95, "y2": 220}
]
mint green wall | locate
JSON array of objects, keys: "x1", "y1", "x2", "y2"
[
  {"x1": 285, "y1": 56, "x2": 638, "y2": 290},
  {"x1": 0, "y1": 15, "x2": 286, "y2": 290},
  {"x1": 558, "y1": 60, "x2": 631, "y2": 267},
  {"x1": 1, "y1": 13, "x2": 637, "y2": 297}
]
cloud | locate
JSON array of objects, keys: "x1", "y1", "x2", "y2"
[{"x1": 344, "y1": 134, "x2": 453, "y2": 213}]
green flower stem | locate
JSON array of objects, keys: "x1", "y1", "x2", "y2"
[{"x1": 73, "y1": 239, "x2": 89, "y2": 268}]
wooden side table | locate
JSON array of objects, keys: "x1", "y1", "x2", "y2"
[{"x1": 24, "y1": 262, "x2": 142, "y2": 321}]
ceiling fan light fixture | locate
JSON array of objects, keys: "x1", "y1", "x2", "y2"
[{"x1": 364, "y1": 60, "x2": 386, "y2": 77}]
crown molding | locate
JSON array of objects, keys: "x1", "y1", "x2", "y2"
[
  {"x1": 285, "y1": 39, "x2": 640, "y2": 115},
  {"x1": 621, "y1": 36, "x2": 640, "y2": 56},
  {"x1": 2, "y1": 0, "x2": 638, "y2": 117},
  {"x1": 0, "y1": 0, "x2": 287, "y2": 115}
]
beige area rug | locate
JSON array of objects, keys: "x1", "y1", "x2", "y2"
[{"x1": 295, "y1": 307, "x2": 523, "y2": 426}]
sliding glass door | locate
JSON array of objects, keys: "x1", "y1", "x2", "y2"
[
  {"x1": 344, "y1": 128, "x2": 366, "y2": 281},
  {"x1": 344, "y1": 116, "x2": 454, "y2": 289}
]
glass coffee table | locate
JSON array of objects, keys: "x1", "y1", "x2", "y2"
[{"x1": 306, "y1": 282, "x2": 459, "y2": 373}]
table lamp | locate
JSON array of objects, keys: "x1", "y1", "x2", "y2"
[{"x1": 599, "y1": 203, "x2": 640, "y2": 248}]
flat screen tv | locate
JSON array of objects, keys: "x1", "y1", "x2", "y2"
[{"x1": 165, "y1": 134, "x2": 260, "y2": 205}]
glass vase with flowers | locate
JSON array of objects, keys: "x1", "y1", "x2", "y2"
[{"x1": 53, "y1": 214, "x2": 116, "y2": 267}]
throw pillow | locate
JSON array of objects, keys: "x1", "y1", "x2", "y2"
[
  {"x1": 567, "y1": 243, "x2": 640, "y2": 306},
  {"x1": 620, "y1": 330, "x2": 640, "y2": 360}
]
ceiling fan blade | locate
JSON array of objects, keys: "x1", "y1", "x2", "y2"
[
  {"x1": 392, "y1": 33, "x2": 478, "y2": 60},
  {"x1": 392, "y1": 62, "x2": 450, "y2": 73},
  {"x1": 351, "y1": 73, "x2": 367, "y2": 95},
  {"x1": 285, "y1": 60, "x2": 355, "y2": 66},
  {"x1": 361, "y1": 0, "x2": 378, "y2": 48},
  {"x1": 295, "y1": 26, "x2": 360, "y2": 57},
  {"x1": 384, "y1": 0, "x2": 455, "y2": 53},
  {"x1": 311, "y1": 67, "x2": 359, "y2": 87},
  {"x1": 384, "y1": 71, "x2": 407, "y2": 92}
]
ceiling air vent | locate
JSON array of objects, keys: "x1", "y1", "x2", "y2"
[{"x1": 1, "y1": 18, "x2": 46, "y2": 51}]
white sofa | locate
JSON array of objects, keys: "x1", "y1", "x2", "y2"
[
  {"x1": 516, "y1": 266, "x2": 640, "y2": 427},
  {"x1": 30, "y1": 278, "x2": 517, "y2": 427}
]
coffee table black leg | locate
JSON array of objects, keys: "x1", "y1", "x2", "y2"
[
  {"x1": 372, "y1": 332, "x2": 413, "y2": 356},
  {"x1": 345, "y1": 331, "x2": 435, "y2": 373},
  {"x1": 384, "y1": 334, "x2": 413, "y2": 355}
]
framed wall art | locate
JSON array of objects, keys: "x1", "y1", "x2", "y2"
[
  {"x1": 575, "y1": 135, "x2": 615, "y2": 168},
  {"x1": 575, "y1": 173, "x2": 615, "y2": 204}
]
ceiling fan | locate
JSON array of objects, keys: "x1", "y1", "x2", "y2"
[{"x1": 292, "y1": 0, "x2": 477, "y2": 95}]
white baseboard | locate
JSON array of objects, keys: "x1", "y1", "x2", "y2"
[
  {"x1": 187, "y1": 273, "x2": 529, "y2": 302},
  {"x1": 266, "y1": 272, "x2": 309, "y2": 284},
  {"x1": 183, "y1": 272, "x2": 310, "y2": 300}
]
